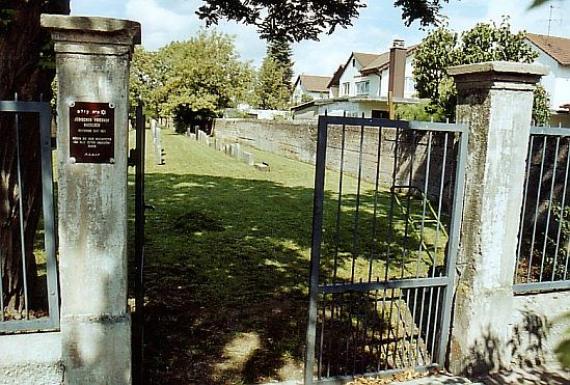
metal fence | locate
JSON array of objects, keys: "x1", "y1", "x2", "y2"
[
  {"x1": 305, "y1": 115, "x2": 467, "y2": 384},
  {"x1": 0, "y1": 100, "x2": 59, "y2": 333},
  {"x1": 515, "y1": 125, "x2": 570, "y2": 294}
]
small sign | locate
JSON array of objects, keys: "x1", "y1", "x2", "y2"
[{"x1": 69, "y1": 102, "x2": 115, "y2": 164}]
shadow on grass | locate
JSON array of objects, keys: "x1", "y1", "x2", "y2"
[{"x1": 130, "y1": 172, "x2": 447, "y2": 385}]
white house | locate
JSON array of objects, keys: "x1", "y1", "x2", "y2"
[
  {"x1": 291, "y1": 75, "x2": 331, "y2": 105},
  {"x1": 292, "y1": 40, "x2": 419, "y2": 119},
  {"x1": 526, "y1": 33, "x2": 570, "y2": 125}
]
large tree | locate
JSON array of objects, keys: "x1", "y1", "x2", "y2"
[
  {"x1": 158, "y1": 31, "x2": 255, "y2": 130},
  {"x1": 255, "y1": 57, "x2": 291, "y2": 110},
  {"x1": 1, "y1": 0, "x2": 69, "y2": 316},
  {"x1": 267, "y1": 37, "x2": 294, "y2": 90},
  {"x1": 197, "y1": 0, "x2": 453, "y2": 41},
  {"x1": 412, "y1": 18, "x2": 549, "y2": 123}
]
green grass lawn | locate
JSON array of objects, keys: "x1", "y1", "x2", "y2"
[{"x1": 132, "y1": 130, "x2": 448, "y2": 385}]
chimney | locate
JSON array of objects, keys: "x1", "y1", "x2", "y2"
[{"x1": 388, "y1": 39, "x2": 406, "y2": 99}]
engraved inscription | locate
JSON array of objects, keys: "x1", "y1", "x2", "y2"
[{"x1": 69, "y1": 102, "x2": 115, "y2": 164}]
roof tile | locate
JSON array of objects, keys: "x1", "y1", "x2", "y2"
[
  {"x1": 298, "y1": 75, "x2": 332, "y2": 93},
  {"x1": 527, "y1": 33, "x2": 570, "y2": 66}
]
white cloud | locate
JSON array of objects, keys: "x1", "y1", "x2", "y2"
[
  {"x1": 485, "y1": 0, "x2": 570, "y2": 36},
  {"x1": 122, "y1": 0, "x2": 266, "y2": 65},
  {"x1": 72, "y1": 0, "x2": 570, "y2": 77},
  {"x1": 125, "y1": 0, "x2": 195, "y2": 49}
]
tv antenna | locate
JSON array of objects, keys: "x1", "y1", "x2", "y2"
[{"x1": 547, "y1": 3, "x2": 563, "y2": 37}]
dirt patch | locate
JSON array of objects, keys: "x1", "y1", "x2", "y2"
[{"x1": 172, "y1": 211, "x2": 225, "y2": 234}]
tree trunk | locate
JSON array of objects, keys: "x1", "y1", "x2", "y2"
[{"x1": 0, "y1": 0, "x2": 69, "y2": 317}]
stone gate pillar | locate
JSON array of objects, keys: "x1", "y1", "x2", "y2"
[
  {"x1": 41, "y1": 15, "x2": 140, "y2": 385},
  {"x1": 446, "y1": 62, "x2": 547, "y2": 375}
]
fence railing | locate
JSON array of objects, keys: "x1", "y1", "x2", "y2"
[
  {"x1": 515, "y1": 125, "x2": 570, "y2": 294},
  {"x1": 0, "y1": 100, "x2": 60, "y2": 333},
  {"x1": 305, "y1": 115, "x2": 467, "y2": 383}
]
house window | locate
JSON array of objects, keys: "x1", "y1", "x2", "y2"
[
  {"x1": 352, "y1": 58, "x2": 356, "y2": 67},
  {"x1": 342, "y1": 82, "x2": 350, "y2": 96},
  {"x1": 356, "y1": 81, "x2": 370, "y2": 95},
  {"x1": 405, "y1": 77, "x2": 415, "y2": 95}
]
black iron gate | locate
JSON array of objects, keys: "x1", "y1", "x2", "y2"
[
  {"x1": 131, "y1": 101, "x2": 146, "y2": 385},
  {"x1": 305, "y1": 115, "x2": 467, "y2": 384}
]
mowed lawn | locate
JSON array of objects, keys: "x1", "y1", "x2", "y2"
[{"x1": 129, "y1": 129, "x2": 448, "y2": 385}]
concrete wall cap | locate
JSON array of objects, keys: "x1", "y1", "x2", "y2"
[
  {"x1": 41, "y1": 14, "x2": 141, "y2": 44},
  {"x1": 447, "y1": 61, "x2": 549, "y2": 77}
]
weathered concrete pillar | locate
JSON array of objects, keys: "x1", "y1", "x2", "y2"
[
  {"x1": 41, "y1": 15, "x2": 140, "y2": 385},
  {"x1": 447, "y1": 62, "x2": 547, "y2": 375}
]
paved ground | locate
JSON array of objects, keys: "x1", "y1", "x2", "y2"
[{"x1": 396, "y1": 376, "x2": 482, "y2": 384}]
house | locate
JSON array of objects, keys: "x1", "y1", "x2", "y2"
[
  {"x1": 291, "y1": 75, "x2": 332, "y2": 105},
  {"x1": 526, "y1": 33, "x2": 570, "y2": 126},
  {"x1": 327, "y1": 65, "x2": 345, "y2": 98},
  {"x1": 292, "y1": 40, "x2": 419, "y2": 119}
]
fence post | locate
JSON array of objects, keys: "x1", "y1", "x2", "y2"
[
  {"x1": 41, "y1": 15, "x2": 140, "y2": 385},
  {"x1": 445, "y1": 62, "x2": 548, "y2": 375}
]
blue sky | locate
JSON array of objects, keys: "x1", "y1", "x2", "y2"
[{"x1": 71, "y1": 0, "x2": 569, "y2": 77}]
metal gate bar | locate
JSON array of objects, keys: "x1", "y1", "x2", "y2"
[
  {"x1": 132, "y1": 101, "x2": 146, "y2": 385},
  {"x1": 514, "y1": 125, "x2": 570, "y2": 294},
  {"x1": 0, "y1": 100, "x2": 59, "y2": 333},
  {"x1": 305, "y1": 115, "x2": 467, "y2": 384}
]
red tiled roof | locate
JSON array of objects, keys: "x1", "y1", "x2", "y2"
[
  {"x1": 296, "y1": 75, "x2": 332, "y2": 93},
  {"x1": 527, "y1": 33, "x2": 570, "y2": 66}
]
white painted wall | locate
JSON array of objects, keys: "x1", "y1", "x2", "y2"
[
  {"x1": 553, "y1": 73, "x2": 570, "y2": 109},
  {"x1": 292, "y1": 82, "x2": 329, "y2": 105},
  {"x1": 292, "y1": 82, "x2": 304, "y2": 105},
  {"x1": 0, "y1": 332, "x2": 63, "y2": 385},
  {"x1": 338, "y1": 55, "x2": 362, "y2": 97},
  {"x1": 528, "y1": 41, "x2": 570, "y2": 110},
  {"x1": 404, "y1": 54, "x2": 416, "y2": 98},
  {"x1": 337, "y1": 53, "x2": 417, "y2": 100},
  {"x1": 380, "y1": 68, "x2": 389, "y2": 98},
  {"x1": 338, "y1": 55, "x2": 383, "y2": 98}
]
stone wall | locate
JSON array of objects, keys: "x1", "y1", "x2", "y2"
[
  {"x1": 0, "y1": 333, "x2": 63, "y2": 385},
  {"x1": 512, "y1": 292, "x2": 570, "y2": 370},
  {"x1": 213, "y1": 118, "x2": 459, "y2": 205}
]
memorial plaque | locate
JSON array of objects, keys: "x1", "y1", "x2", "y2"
[{"x1": 69, "y1": 102, "x2": 115, "y2": 164}]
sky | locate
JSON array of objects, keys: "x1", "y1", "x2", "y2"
[{"x1": 71, "y1": 0, "x2": 570, "y2": 78}]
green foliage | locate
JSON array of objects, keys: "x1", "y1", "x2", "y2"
[
  {"x1": 413, "y1": 28, "x2": 458, "y2": 101},
  {"x1": 267, "y1": 37, "x2": 294, "y2": 89},
  {"x1": 301, "y1": 94, "x2": 314, "y2": 103},
  {"x1": 394, "y1": 0, "x2": 450, "y2": 26},
  {"x1": 162, "y1": 31, "x2": 255, "y2": 117},
  {"x1": 197, "y1": 0, "x2": 450, "y2": 42},
  {"x1": 556, "y1": 312, "x2": 570, "y2": 369},
  {"x1": 0, "y1": 8, "x2": 16, "y2": 33},
  {"x1": 529, "y1": 0, "x2": 560, "y2": 8},
  {"x1": 255, "y1": 57, "x2": 291, "y2": 110},
  {"x1": 533, "y1": 84, "x2": 551, "y2": 126},
  {"x1": 396, "y1": 100, "x2": 447, "y2": 122},
  {"x1": 252, "y1": 37, "x2": 295, "y2": 110},
  {"x1": 131, "y1": 30, "x2": 255, "y2": 122},
  {"x1": 413, "y1": 17, "x2": 542, "y2": 120},
  {"x1": 130, "y1": 47, "x2": 163, "y2": 116},
  {"x1": 458, "y1": 20, "x2": 537, "y2": 64}
]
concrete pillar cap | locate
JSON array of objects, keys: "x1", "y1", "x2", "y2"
[
  {"x1": 447, "y1": 61, "x2": 548, "y2": 90},
  {"x1": 447, "y1": 61, "x2": 548, "y2": 77},
  {"x1": 41, "y1": 14, "x2": 141, "y2": 45}
]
